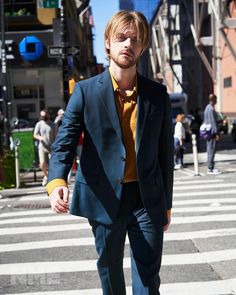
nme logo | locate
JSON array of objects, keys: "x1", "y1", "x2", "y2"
[{"x1": 10, "y1": 273, "x2": 61, "y2": 286}]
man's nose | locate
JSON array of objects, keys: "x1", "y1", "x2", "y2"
[{"x1": 124, "y1": 37, "x2": 131, "y2": 47}]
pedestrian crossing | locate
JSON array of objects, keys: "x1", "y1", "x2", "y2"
[{"x1": 0, "y1": 174, "x2": 236, "y2": 295}]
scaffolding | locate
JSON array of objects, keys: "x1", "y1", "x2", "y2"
[{"x1": 150, "y1": 0, "x2": 236, "y2": 112}]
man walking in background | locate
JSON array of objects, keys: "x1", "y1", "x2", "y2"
[
  {"x1": 204, "y1": 93, "x2": 221, "y2": 175},
  {"x1": 46, "y1": 11, "x2": 173, "y2": 294},
  {"x1": 33, "y1": 110, "x2": 56, "y2": 186}
]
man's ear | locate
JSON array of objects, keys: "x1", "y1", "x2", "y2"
[{"x1": 105, "y1": 39, "x2": 110, "y2": 50}]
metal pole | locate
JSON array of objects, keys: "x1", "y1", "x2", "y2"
[
  {"x1": 60, "y1": 0, "x2": 69, "y2": 104},
  {"x1": 1, "y1": 0, "x2": 10, "y2": 147},
  {"x1": 215, "y1": 0, "x2": 222, "y2": 112},
  {"x1": 14, "y1": 141, "x2": 20, "y2": 188},
  {"x1": 191, "y1": 134, "x2": 200, "y2": 176}
]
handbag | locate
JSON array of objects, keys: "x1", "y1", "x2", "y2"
[{"x1": 199, "y1": 123, "x2": 212, "y2": 140}]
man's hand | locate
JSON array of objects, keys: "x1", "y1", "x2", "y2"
[
  {"x1": 49, "y1": 186, "x2": 70, "y2": 214},
  {"x1": 164, "y1": 209, "x2": 171, "y2": 231}
]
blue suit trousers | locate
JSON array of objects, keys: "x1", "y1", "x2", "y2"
[{"x1": 89, "y1": 182, "x2": 164, "y2": 295}]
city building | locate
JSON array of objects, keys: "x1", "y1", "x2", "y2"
[
  {"x1": 220, "y1": 0, "x2": 236, "y2": 118},
  {"x1": 0, "y1": 0, "x2": 96, "y2": 125}
]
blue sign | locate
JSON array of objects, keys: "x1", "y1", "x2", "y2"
[{"x1": 19, "y1": 36, "x2": 44, "y2": 61}]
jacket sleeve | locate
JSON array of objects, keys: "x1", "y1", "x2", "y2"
[
  {"x1": 47, "y1": 83, "x2": 84, "y2": 183},
  {"x1": 158, "y1": 91, "x2": 174, "y2": 210}
]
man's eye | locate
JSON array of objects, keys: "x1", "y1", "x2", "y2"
[
  {"x1": 131, "y1": 37, "x2": 139, "y2": 43},
  {"x1": 117, "y1": 35, "x2": 126, "y2": 42}
]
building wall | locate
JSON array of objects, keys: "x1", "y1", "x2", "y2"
[
  {"x1": 1, "y1": 0, "x2": 96, "y2": 124},
  {"x1": 9, "y1": 68, "x2": 63, "y2": 123},
  {"x1": 220, "y1": 5, "x2": 236, "y2": 117}
]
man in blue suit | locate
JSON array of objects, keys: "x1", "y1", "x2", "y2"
[{"x1": 46, "y1": 10, "x2": 173, "y2": 295}]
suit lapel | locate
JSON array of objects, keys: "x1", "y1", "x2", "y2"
[
  {"x1": 98, "y1": 70, "x2": 123, "y2": 142},
  {"x1": 136, "y1": 74, "x2": 151, "y2": 154}
]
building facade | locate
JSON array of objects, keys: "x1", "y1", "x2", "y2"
[
  {"x1": 149, "y1": 0, "x2": 236, "y2": 120},
  {"x1": 1, "y1": 0, "x2": 96, "y2": 126}
]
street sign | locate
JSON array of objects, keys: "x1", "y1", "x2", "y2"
[
  {"x1": 38, "y1": 0, "x2": 60, "y2": 8},
  {"x1": 0, "y1": 40, "x2": 15, "y2": 59},
  {"x1": 48, "y1": 45, "x2": 63, "y2": 58},
  {"x1": 48, "y1": 45, "x2": 80, "y2": 58},
  {"x1": 67, "y1": 46, "x2": 80, "y2": 56}
]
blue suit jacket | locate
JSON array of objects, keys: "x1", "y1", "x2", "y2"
[{"x1": 48, "y1": 69, "x2": 174, "y2": 227}]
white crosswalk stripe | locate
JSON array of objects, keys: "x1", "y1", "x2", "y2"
[{"x1": 0, "y1": 175, "x2": 236, "y2": 294}]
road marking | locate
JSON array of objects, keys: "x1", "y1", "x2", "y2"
[
  {"x1": 172, "y1": 213, "x2": 236, "y2": 223},
  {"x1": 1, "y1": 248, "x2": 236, "y2": 274},
  {"x1": 1, "y1": 213, "x2": 236, "y2": 235},
  {"x1": 0, "y1": 209, "x2": 54, "y2": 218},
  {"x1": 4, "y1": 278, "x2": 236, "y2": 295},
  {"x1": 174, "y1": 197, "x2": 236, "y2": 205},
  {"x1": 0, "y1": 223, "x2": 90, "y2": 235},
  {"x1": 0, "y1": 195, "x2": 48, "y2": 202},
  {"x1": 174, "y1": 179, "x2": 223, "y2": 185},
  {"x1": 173, "y1": 204, "x2": 236, "y2": 213},
  {"x1": 174, "y1": 183, "x2": 236, "y2": 190},
  {"x1": 1, "y1": 227, "x2": 236, "y2": 252},
  {"x1": 165, "y1": 227, "x2": 236, "y2": 241},
  {"x1": 0, "y1": 214, "x2": 81, "y2": 225},
  {"x1": 0, "y1": 209, "x2": 84, "y2": 219},
  {"x1": 173, "y1": 189, "x2": 236, "y2": 197}
]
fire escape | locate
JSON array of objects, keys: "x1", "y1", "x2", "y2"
[{"x1": 150, "y1": 0, "x2": 236, "y2": 112}]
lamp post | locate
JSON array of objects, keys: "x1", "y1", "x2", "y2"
[
  {"x1": 0, "y1": 0, "x2": 10, "y2": 147},
  {"x1": 60, "y1": 0, "x2": 69, "y2": 104}
]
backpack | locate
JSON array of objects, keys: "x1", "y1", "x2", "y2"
[{"x1": 199, "y1": 123, "x2": 212, "y2": 140}]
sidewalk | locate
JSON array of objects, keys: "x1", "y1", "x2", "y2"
[
  {"x1": 0, "y1": 170, "x2": 46, "y2": 199},
  {"x1": 1, "y1": 147, "x2": 236, "y2": 199},
  {"x1": 184, "y1": 148, "x2": 236, "y2": 165},
  {"x1": 0, "y1": 170, "x2": 76, "y2": 199}
]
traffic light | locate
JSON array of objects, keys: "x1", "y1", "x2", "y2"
[{"x1": 69, "y1": 78, "x2": 75, "y2": 94}]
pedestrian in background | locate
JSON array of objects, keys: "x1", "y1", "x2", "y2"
[
  {"x1": 191, "y1": 108, "x2": 203, "y2": 151},
  {"x1": 174, "y1": 113, "x2": 186, "y2": 169},
  {"x1": 33, "y1": 110, "x2": 57, "y2": 186},
  {"x1": 54, "y1": 108, "x2": 65, "y2": 128},
  {"x1": 203, "y1": 94, "x2": 221, "y2": 175},
  {"x1": 46, "y1": 10, "x2": 173, "y2": 294}
]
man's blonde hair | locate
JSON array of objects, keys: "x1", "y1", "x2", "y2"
[{"x1": 104, "y1": 10, "x2": 149, "y2": 59}]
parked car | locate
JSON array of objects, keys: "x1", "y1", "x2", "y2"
[
  {"x1": 216, "y1": 112, "x2": 228, "y2": 134},
  {"x1": 231, "y1": 119, "x2": 236, "y2": 142}
]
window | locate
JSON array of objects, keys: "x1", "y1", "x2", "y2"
[
  {"x1": 13, "y1": 85, "x2": 44, "y2": 99},
  {"x1": 223, "y1": 76, "x2": 232, "y2": 88}
]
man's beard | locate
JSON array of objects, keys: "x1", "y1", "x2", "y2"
[{"x1": 110, "y1": 51, "x2": 139, "y2": 69}]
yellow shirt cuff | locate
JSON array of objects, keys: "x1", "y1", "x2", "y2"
[{"x1": 46, "y1": 179, "x2": 68, "y2": 196}]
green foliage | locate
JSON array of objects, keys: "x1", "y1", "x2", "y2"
[
  {"x1": 5, "y1": 8, "x2": 31, "y2": 17},
  {"x1": 0, "y1": 148, "x2": 16, "y2": 190},
  {"x1": 12, "y1": 130, "x2": 35, "y2": 170}
]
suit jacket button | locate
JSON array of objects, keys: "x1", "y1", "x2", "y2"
[{"x1": 121, "y1": 156, "x2": 125, "y2": 161}]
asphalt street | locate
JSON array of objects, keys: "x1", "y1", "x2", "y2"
[{"x1": 0, "y1": 133, "x2": 236, "y2": 295}]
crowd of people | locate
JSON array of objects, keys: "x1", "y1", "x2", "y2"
[{"x1": 173, "y1": 93, "x2": 221, "y2": 174}]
